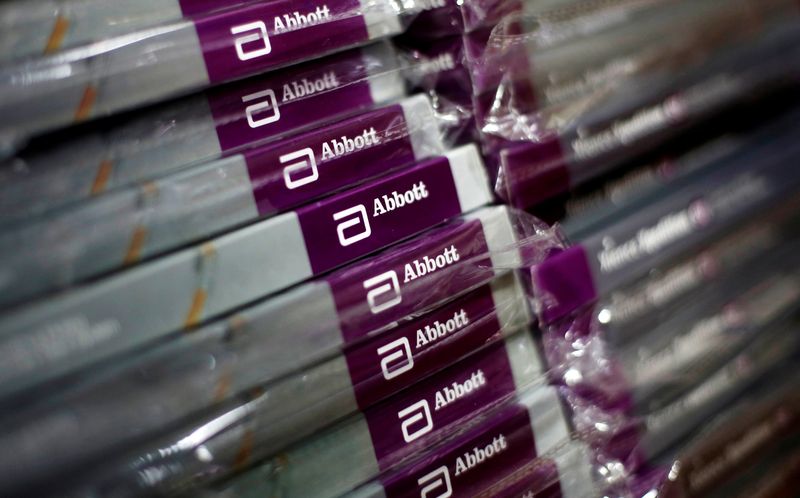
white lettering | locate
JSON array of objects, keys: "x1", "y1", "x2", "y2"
[
  {"x1": 373, "y1": 181, "x2": 429, "y2": 217},
  {"x1": 404, "y1": 244, "x2": 460, "y2": 283},
  {"x1": 321, "y1": 127, "x2": 381, "y2": 160},
  {"x1": 434, "y1": 369, "x2": 486, "y2": 411},
  {"x1": 415, "y1": 309, "x2": 469, "y2": 349},
  {"x1": 453, "y1": 434, "x2": 508, "y2": 476},
  {"x1": 274, "y1": 5, "x2": 331, "y2": 33}
]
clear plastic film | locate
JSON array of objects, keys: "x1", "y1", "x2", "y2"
[
  {"x1": 472, "y1": 0, "x2": 800, "y2": 208},
  {"x1": 252, "y1": 363, "x2": 595, "y2": 498},
  {"x1": 511, "y1": 195, "x2": 800, "y2": 498},
  {"x1": 533, "y1": 300, "x2": 800, "y2": 498},
  {"x1": 531, "y1": 119, "x2": 800, "y2": 324},
  {"x1": 0, "y1": 0, "x2": 408, "y2": 64},
  {"x1": 0, "y1": 41, "x2": 406, "y2": 220},
  {"x1": 0, "y1": 146, "x2": 495, "y2": 399},
  {"x1": 0, "y1": 39, "x2": 483, "y2": 225},
  {"x1": 538, "y1": 89, "x2": 800, "y2": 230},
  {"x1": 190, "y1": 304, "x2": 799, "y2": 498},
  {"x1": 0, "y1": 93, "x2": 446, "y2": 307},
  {"x1": 594, "y1": 200, "x2": 800, "y2": 347},
  {"x1": 0, "y1": 206, "x2": 566, "y2": 497},
  {"x1": 657, "y1": 363, "x2": 800, "y2": 498},
  {"x1": 516, "y1": 151, "x2": 800, "y2": 498},
  {"x1": 541, "y1": 239, "x2": 800, "y2": 416},
  {"x1": 394, "y1": 36, "x2": 477, "y2": 145},
  {"x1": 0, "y1": 0, "x2": 420, "y2": 150}
]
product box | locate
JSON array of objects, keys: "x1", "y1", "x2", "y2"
[
  {"x1": 0, "y1": 145, "x2": 492, "y2": 397},
  {"x1": 0, "y1": 94, "x2": 443, "y2": 306}
]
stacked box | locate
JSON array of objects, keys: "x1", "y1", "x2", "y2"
[{"x1": 0, "y1": 0, "x2": 799, "y2": 497}]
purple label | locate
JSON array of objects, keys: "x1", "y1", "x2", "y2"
[
  {"x1": 297, "y1": 156, "x2": 463, "y2": 275},
  {"x1": 326, "y1": 218, "x2": 493, "y2": 342},
  {"x1": 363, "y1": 341, "x2": 517, "y2": 467},
  {"x1": 500, "y1": 138, "x2": 569, "y2": 210},
  {"x1": 345, "y1": 284, "x2": 501, "y2": 409},
  {"x1": 244, "y1": 104, "x2": 416, "y2": 215},
  {"x1": 194, "y1": 0, "x2": 369, "y2": 83},
  {"x1": 205, "y1": 48, "x2": 376, "y2": 152},
  {"x1": 533, "y1": 246, "x2": 598, "y2": 325},
  {"x1": 381, "y1": 404, "x2": 562, "y2": 498}
]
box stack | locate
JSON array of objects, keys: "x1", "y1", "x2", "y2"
[{"x1": 0, "y1": 0, "x2": 798, "y2": 497}]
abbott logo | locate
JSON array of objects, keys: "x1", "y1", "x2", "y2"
[
  {"x1": 333, "y1": 205, "x2": 371, "y2": 247},
  {"x1": 231, "y1": 21, "x2": 272, "y2": 61},
  {"x1": 363, "y1": 270, "x2": 402, "y2": 314},
  {"x1": 417, "y1": 466, "x2": 452, "y2": 498},
  {"x1": 398, "y1": 400, "x2": 433, "y2": 443},
  {"x1": 242, "y1": 89, "x2": 280, "y2": 128},
  {"x1": 281, "y1": 148, "x2": 318, "y2": 189},
  {"x1": 377, "y1": 337, "x2": 414, "y2": 380}
]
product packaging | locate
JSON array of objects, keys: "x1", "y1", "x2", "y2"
[
  {"x1": 0, "y1": 0, "x2": 414, "y2": 149},
  {"x1": 67, "y1": 328, "x2": 563, "y2": 498},
  {"x1": 0, "y1": 204, "x2": 567, "y2": 496},
  {"x1": 480, "y1": 1, "x2": 800, "y2": 208},
  {"x1": 533, "y1": 138, "x2": 800, "y2": 324},
  {"x1": 0, "y1": 145, "x2": 492, "y2": 397},
  {"x1": 0, "y1": 94, "x2": 444, "y2": 306},
  {"x1": 0, "y1": 42, "x2": 405, "y2": 218}
]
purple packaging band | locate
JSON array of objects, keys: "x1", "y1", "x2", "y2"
[
  {"x1": 298, "y1": 153, "x2": 464, "y2": 274},
  {"x1": 499, "y1": 137, "x2": 569, "y2": 210},
  {"x1": 0, "y1": 145, "x2": 491, "y2": 398},
  {"x1": 207, "y1": 44, "x2": 396, "y2": 152},
  {"x1": 364, "y1": 339, "x2": 518, "y2": 466},
  {"x1": 381, "y1": 405, "x2": 558, "y2": 498},
  {"x1": 246, "y1": 99, "x2": 420, "y2": 214},
  {"x1": 346, "y1": 284, "x2": 504, "y2": 409},
  {"x1": 328, "y1": 218, "x2": 492, "y2": 342},
  {"x1": 195, "y1": 0, "x2": 368, "y2": 83},
  {"x1": 0, "y1": 210, "x2": 535, "y2": 497},
  {"x1": 533, "y1": 246, "x2": 598, "y2": 325}
]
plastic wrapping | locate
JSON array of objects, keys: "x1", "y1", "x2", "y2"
[
  {"x1": 533, "y1": 129, "x2": 800, "y2": 324},
  {"x1": 0, "y1": 207, "x2": 567, "y2": 497},
  {"x1": 557, "y1": 249, "x2": 800, "y2": 415},
  {"x1": 0, "y1": 94, "x2": 446, "y2": 307},
  {"x1": 0, "y1": 145, "x2": 493, "y2": 398},
  {"x1": 0, "y1": 1, "x2": 798, "y2": 497},
  {"x1": 404, "y1": 0, "x2": 644, "y2": 39},
  {"x1": 0, "y1": 42, "x2": 406, "y2": 220},
  {"x1": 552, "y1": 93, "x2": 800, "y2": 232},
  {"x1": 594, "y1": 200, "x2": 800, "y2": 346},
  {"x1": 0, "y1": 0, "x2": 410, "y2": 63},
  {"x1": 477, "y1": 0, "x2": 800, "y2": 208},
  {"x1": 660, "y1": 367, "x2": 800, "y2": 498},
  {"x1": 214, "y1": 354, "x2": 593, "y2": 498},
  {"x1": 0, "y1": 0, "x2": 414, "y2": 150},
  {"x1": 541, "y1": 309, "x2": 800, "y2": 498}
]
